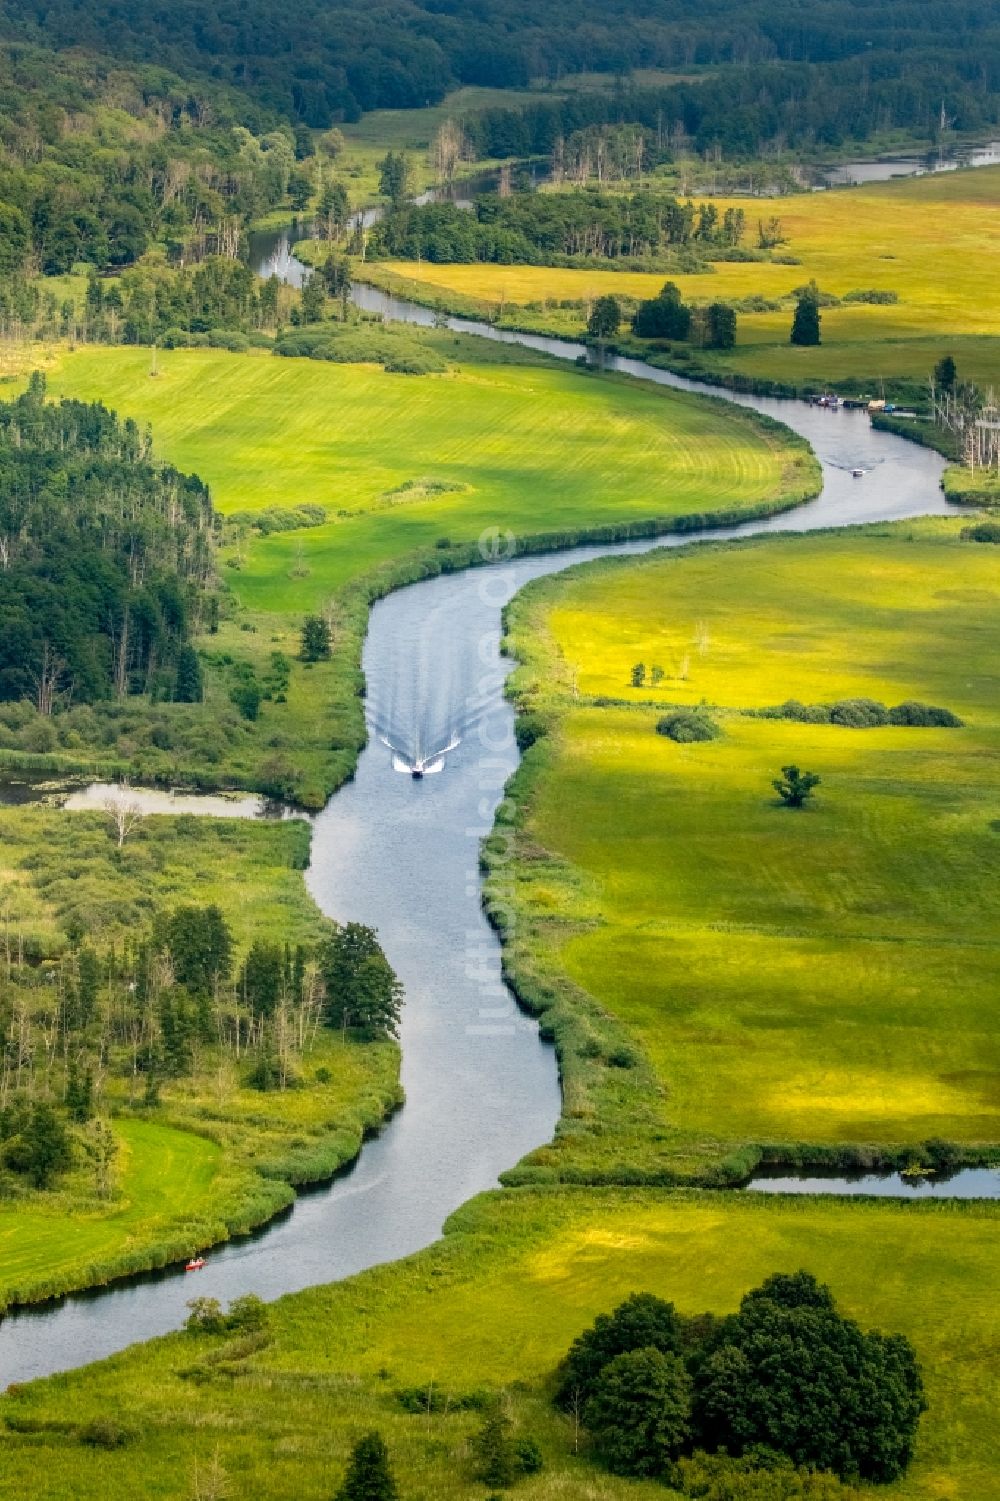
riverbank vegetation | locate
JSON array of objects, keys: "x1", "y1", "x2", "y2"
[
  {"x1": 497, "y1": 518, "x2": 1000, "y2": 1182},
  {"x1": 0, "y1": 802, "x2": 401, "y2": 1308},
  {"x1": 1, "y1": 1185, "x2": 996, "y2": 1498}
]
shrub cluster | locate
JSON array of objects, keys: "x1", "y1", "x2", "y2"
[
  {"x1": 841, "y1": 289, "x2": 900, "y2": 304},
  {"x1": 160, "y1": 327, "x2": 271, "y2": 352},
  {"x1": 185, "y1": 1292, "x2": 270, "y2": 1336},
  {"x1": 555, "y1": 1275, "x2": 924, "y2": 1487},
  {"x1": 229, "y1": 504, "x2": 327, "y2": 535},
  {"x1": 274, "y1": 325, "x2": 447, "y2": 374},
  {"x1": 962, "y1": 521, "x2": 1000, "y2": 543},
  {"x1": 656, "y1": 710, "x2": 721, "y2": 743},
  {"x1": 756, "y1": 697, "x2": 963, "y2": 728}
]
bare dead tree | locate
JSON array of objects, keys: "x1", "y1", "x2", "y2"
[
  {"x1": 104, "y1": 783, "x2": 146, "y2": 848},
  {"x1": 432, "y1": 118, "x2": 467, "y2": 185},
  {"x1": 31, "y1": 642, "x2": 66, "y2": 716}
]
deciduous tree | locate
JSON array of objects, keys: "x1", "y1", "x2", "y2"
[
  {"x1": 322, "y1": 923, "x2": 403, "y2": 1039},
  {"x1": 773, "y1": 765, "x2": 820, "y2": 807}
]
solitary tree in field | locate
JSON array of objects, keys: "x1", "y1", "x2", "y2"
[
  {"x1": 335, "y1": 1432, "x2": 399, "y2": 1501},
  {"x1": 588, "y1": 294, "x2": 621, "y2": 340},
  {"x1": 300, "y1": 614, "x2": 331, "y2": 661},
  {"x1": 757, "y1": 215, "x2": 787, "y2": 249},
  {"x1": 773, "y1": 765, "x2": 820, "y2": 808},
  {"x1": 631, "y1": 662, "x2": 646, "y2": 688},
  {"x1": 104, "y1": 783, "x2": 145, "y2": 847},
  {"x1": 474, "y1": 1405, "x2": 516, "y2": 1488},
  {"x1": 790, "y1": 284, "x2": 821, "y2": 346}
]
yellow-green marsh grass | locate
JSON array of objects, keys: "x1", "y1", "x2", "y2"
[
  {"x1": 1, "y1": 1187, "x2": 997, "y2": 1499},
  {"x1": 505, "y1": 519, "x2": 1000, "y2": 1158},
  {"x1": 372, "y1": 165, "x2": 1000, "y2": 388}
]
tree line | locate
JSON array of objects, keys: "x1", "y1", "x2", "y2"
[
  {"x1": 3, "y1": 0, "x2": 1000, "y2": 129},
  {"x1": 463, "y1": 49, "x2": 1000, "y2": 164}
]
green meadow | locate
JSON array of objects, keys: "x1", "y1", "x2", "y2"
[
  {"x1": 43, "y1": 342, "x2": 814, "y2": 603},
  {"x1": 1, "y1": 1186, "x2": 996, "y2": 1500},
  {"x1": 500, "y1": 519, "x2": 1000, "y2": 1176},
  {"x1": 14, "y1": 338, "x2": 816, "y2": 802},
  {"x1": 4, "y1": 308, "x2": 998, "y2": 1501},
  {"x1": 0, "y1": 337, "x2": 817, "y2": 1305}
]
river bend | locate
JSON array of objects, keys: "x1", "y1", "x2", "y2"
[{"x1": 0, "y1": 273, "x2": 956, "y2": 1386}]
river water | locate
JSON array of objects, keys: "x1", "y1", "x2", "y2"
[{"x1": 0, "y1": 244, "x2": 976, "y2": 1388}]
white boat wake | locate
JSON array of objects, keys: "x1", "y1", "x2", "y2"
[{"x1": 381, "y1": 734, "x2": 460, "y2": 778}]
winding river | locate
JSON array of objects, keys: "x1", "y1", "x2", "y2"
[{"x1": 0, "y1": 250, "x2": 972, "y2": 1388}]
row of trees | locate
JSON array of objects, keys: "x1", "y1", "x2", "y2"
[
  {"x1": 463, "y1": 48, "x2": 1000, "y2": 164},
  {"x1": 629, "y1": 281, "x2": 738, "y2": 350}
]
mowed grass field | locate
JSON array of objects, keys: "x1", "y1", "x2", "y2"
[
  {"x1": 0, "y1": 1026, "x2": 398, "y2": 1312},
  {"x1": 1, "y1": 1186, "x2": 996, "y2": 1499},
  {"x1": 334, "y1": 86, "x2": 548, "y2": 202},
  {"x1": 0, "y1": 1119, "x2": 220, "y2": 1306},
  {"x1": 507, "y1": 519, "x2": 1000, "y2": 1153},
  {"x1": 42, "y1": 343, "x2": 816, "y2": 613},
  {"x1": 374, "y1": 165, "x2": 1000, "y2": 389}
]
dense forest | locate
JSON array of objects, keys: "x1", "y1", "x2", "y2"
[
  {"x1": 0, "y1": 374, "x2": 215, "y2": 709},
  {"x1": 3, "y1": 0, "x2": 1000, "y2": 124},
  {"x1": 463, "y1": 55, "x2": 1000, "y2": 162},
  {"x1": 0, "y1": 44, "x2": 315, "y2": 277}
]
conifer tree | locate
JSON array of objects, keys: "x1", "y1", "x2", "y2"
[
  {"x1": 175, "y1": 644, "x2": 204, "y2": 703},
  {"x1": 334, "y1": 1432, "x2": 399, "y2": 1501}
]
